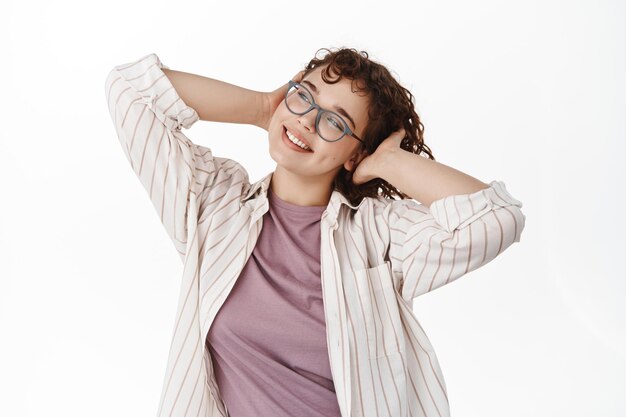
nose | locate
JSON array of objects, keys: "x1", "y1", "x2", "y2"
[{"x1": 297, "y1": 108, "x2": 317, "y2": 133}]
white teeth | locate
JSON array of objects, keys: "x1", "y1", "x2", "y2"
[{"x1": 286, "y1": 129, "x2": 311, "y2": 150}]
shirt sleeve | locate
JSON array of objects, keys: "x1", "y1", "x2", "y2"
[
  {"x1": 387, "y1": 180, "x2": 526, "y2": 303},
  {"x1": 104, "y1": 53, "x2": 241, "y2": 260}
]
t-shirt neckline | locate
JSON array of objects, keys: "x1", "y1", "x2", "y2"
[{"x1": 268, "y1": 187, "x2": 328, "y2": 213}]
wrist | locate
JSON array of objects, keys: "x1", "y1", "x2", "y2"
[
  {"x1": 254, "y1": 91, "x2": 271, "y2": 131},
  {"x1": 373, "y1": 147, "x2": 399, "y2": 182}
]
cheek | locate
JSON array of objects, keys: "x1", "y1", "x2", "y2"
[
  {"x1": 269, "y1": 105, "x2": 287, "y2": 128},
  {"x1": 317, "y1": 145, "x2": 352, "y2": 163},
  {"x1": 335, "y1": 144, "x2": 357, "y2": 160}
]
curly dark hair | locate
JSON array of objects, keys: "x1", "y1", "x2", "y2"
[{"x1": 300, "y1": 47, "x2": 436, "y2": 206}]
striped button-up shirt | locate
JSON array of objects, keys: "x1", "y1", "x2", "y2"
[{"x1": 105, "y1": 53, "x2": 526, "y2": 417}]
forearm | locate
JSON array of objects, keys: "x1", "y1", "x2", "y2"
[
  {"x1": 162, "y1": 68, "x2": 265, "y2": 127},
  {"x1": 377, "y1": 148, "x2": 490, "y2": 207}
]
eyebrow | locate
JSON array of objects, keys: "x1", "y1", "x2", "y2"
[{"x1": 300, "y1": 80, "x2": 357, "y2": 131}]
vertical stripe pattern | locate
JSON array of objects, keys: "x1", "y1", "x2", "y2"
[{"x1": 105, "y1": 53, "x2": 526, "y2": 417}]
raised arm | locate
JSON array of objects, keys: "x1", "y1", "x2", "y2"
[
  {"x1": 161, "y1": 68, "x2": 267, "y2": 127},
  {"x1": 105, "y1": 52, "x2": 303, "y2": 261},
  {"x1": 385, "y1": 181, "x2": 525, "y2": 302},
  {"x1": 161, "y1": 66, "x2": 303, "y2": 131},
  {"x1": 104, "y1": 53, "x2": 253, "y2": 261}
]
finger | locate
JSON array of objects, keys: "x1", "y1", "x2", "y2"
[
  {"x1": 291, "y1": 70, "x2": 305, "y2": 83},
  {"x1": 277, "y1": 71, "x2": 303, "y2": 94},
  {"x1": 278, "y1": 74, "x2": 299, "y2": 93}
]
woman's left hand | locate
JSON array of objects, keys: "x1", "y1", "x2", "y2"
[{"x1": 352, "y1": 128, "x2": 406, "y2": 185}]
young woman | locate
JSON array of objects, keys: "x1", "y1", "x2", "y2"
[{"x1": 105, "y1": 47, "x2": 525, "y2": 417}]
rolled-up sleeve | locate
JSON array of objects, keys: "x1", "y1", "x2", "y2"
[
  {"x1": 387, "y1": 180, "x2": 526, "y2": 302},
  {"x1": 104, "y1": 53, "x2": 220, "y2": 259}
]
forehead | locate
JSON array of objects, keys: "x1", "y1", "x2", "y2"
[{"x1": 303, "y1": 66, "x2": 369, "y2": 101}]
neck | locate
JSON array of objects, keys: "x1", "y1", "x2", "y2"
[{"x1": 269, "y1": 165, "x2": 335, "y2": 207}]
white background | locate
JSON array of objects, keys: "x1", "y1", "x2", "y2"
[{"x1": 1, "y1": 0, "x2": 624, "y2": 416}]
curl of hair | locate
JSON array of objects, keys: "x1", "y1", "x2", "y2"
[{"x1": 301, "y1": 47, "x2": 436, "y2": 206}]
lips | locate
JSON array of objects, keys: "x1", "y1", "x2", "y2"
[{"x1": 283, "y1": 126, "x2": 313, "y2": 152}]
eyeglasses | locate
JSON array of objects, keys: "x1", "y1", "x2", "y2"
[{"x1": 284, "y1": 80, "x2": 364, "y2": 143}]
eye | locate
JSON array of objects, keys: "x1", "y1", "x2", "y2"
[
  {"x1": 325, "y1": 114, "x2": 344, "y2": 131},
  {"x1": 297, "y1": 91, "x2": 311, "y2": 103}
]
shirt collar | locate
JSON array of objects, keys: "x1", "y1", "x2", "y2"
[{"x1": 241, "y1": 171, "x2": 366, "y2": 226}]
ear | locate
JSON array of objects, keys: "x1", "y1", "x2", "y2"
[{"x1": 344, "y1": 146, "x2": 369, "y2": 172}]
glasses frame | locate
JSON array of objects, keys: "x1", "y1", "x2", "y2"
[{"x1": 285, "y1": 80, "x2": 364, "y2": 144}]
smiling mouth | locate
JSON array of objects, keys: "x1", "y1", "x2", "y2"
[{"x1": 283, "y1": 126, "x2": 313, "y2": 152}]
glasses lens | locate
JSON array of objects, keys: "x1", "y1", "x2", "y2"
[
  {"x1": 285, "y1": 84, "x2": 313, "y2": 114},
  {"x1": 318, "y1": 111, "x2": 347, "y2": 142},
  {"x1": 285, "y1": 83, "x2": 347, "y2": 142}
]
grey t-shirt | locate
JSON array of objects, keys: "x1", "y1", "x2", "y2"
[{"x1": 206, "y1": 186, "x2": 341, "y2": 416}]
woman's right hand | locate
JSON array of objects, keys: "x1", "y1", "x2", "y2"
[{"x1": 257, "y1": 70, "x2": 305, "y2": 131}]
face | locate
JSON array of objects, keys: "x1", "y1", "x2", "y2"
[{"x1": 267, "y1": 65, "x2": 370, "y2": 184}]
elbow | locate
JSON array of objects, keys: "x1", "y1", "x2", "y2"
[
  {"x1": 513, "y1": 207, "x2": 526, "y2": 243},
  {"x1": 498, "y1": 205, "x2": 526, "y2": 245}
]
